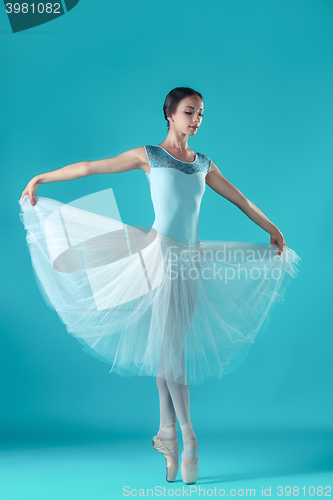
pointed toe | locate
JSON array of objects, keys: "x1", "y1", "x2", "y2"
[
  {"x1": 180, "y1": 450, "x2": 199, "y2": 484},
  {"x1": 152, "y1": 435, "x2": 179, "y2": 482}
]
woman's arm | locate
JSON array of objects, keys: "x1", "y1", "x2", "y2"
[
  {"x1": 20, "y1": 146, "x2": 148, "y2": 206},
  {"x1": 85, "y1": 147, "x2": 147, "y2": 175},
  {"x1": 205, "y1": 161, "x2": 286, "y2": 254}
]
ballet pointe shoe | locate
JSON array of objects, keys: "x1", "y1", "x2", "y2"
[
  {"x1": 180, "y1": 422, "x2": 199, "y2": 485},
  {"x1": 152, "y1": 434, "x2": 179, "y2": 482}
]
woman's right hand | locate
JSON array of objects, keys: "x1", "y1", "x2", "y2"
[{"x1": 20, "y1": 177, "x2": 41, "y2": 206}]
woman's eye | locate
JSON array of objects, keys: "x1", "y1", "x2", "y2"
[{"x1": 185, "y1": 112, "x2": 204, "y2": 117}]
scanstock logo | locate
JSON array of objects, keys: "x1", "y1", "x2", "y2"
[{"x1": 3, "y1": 0, "x2": 79, "y2": 33}]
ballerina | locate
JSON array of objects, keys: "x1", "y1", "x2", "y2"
[{"x1": 19, "y1": 86, "x2": 300, "y2": 485}]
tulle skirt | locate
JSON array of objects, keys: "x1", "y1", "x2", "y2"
[{"x1": 18, "y1": 190, "x2": 301, "y2": 385}]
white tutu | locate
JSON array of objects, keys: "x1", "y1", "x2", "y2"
[{"x1": 18, "y1": 189, "x2": 301, "y2": 385}]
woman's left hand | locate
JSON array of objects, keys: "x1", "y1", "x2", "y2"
[{"x1": 270, "y1": 228, "x2": 286, "y2": 255}]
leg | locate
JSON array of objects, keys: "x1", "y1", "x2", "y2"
[
  {"x1": 162, "y1": 303, "x2": 198, "y2": 468},
  {"x1": 156, "y1": 376, "x2": 177, "y2": 425},
  {"x1": 155, "y1": 376, "x2": 178, "y2": 462},
  {"x1": 154, "y1": 244, "x2": 199, "y2": 470},
  {"x1": 166, "y1": 378, "x2": 198, "y2": 466},
  {"x1": 165, "y1": 378, "x2": 190, "y2": 425}
]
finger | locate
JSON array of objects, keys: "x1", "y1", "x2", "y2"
[{"x1": 278, "y1": 240, "x2": 283, "y2": 254}]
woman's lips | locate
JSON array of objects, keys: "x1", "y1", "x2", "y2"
[{"x1": 190, "y1": 126, "x2": 198, "y2": 130}]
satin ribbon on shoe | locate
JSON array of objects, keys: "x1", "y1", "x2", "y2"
[{"x1": 180, "y1": 422, "x2": 199, "y2": 485}]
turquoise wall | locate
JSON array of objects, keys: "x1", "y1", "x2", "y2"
[{"x1": 1, "y1": 0, "x2": 332, "y2": 442}]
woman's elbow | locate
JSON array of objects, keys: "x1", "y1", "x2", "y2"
[
  {"x1": 234, "y1": 195, "x2": 249, "y2": 210},
  {"x1": 84, "y1": 161, "x2": 94, "y2": 176}
]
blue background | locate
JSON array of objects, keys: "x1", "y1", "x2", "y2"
[{"x1": 1, "y1": 0, "x2": 332, "y2": 496}]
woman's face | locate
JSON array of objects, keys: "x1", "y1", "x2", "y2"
[{"x1": 169, "y1": 95, "x2": 204, "y2": 135}]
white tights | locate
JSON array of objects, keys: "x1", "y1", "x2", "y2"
[{"x1": 156, "y1": 377, "x2": 198, "y2": 465}]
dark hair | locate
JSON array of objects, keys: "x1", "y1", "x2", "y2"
[{"x1": 163, "y1": 87, "x2": 203, "y2": 129}]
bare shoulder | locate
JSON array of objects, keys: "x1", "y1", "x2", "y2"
[
  {"x1": 129, "y1": 146, "x2": 150, "y2": 173},
  {"x1": 205, "y1": 158, "x2": 228, "y2": 187},
  {"x1": 205, "y1": 159, "x2": 219, "y2": 179},
  {"x1": 204, "y1": 159, "x2": 247, "y2": 207}
]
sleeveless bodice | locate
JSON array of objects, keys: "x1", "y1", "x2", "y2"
[{"x1": 144, "y1": 145, "x2": 212, "y2": 244}]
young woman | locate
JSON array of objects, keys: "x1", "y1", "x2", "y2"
[{"x1": 19, "y1": 86, "x2": 301, "y2": 485}]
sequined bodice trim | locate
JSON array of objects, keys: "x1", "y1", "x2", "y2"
[{"x1": 144, "y1": 145, "x2": 211, "y2": 184}]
